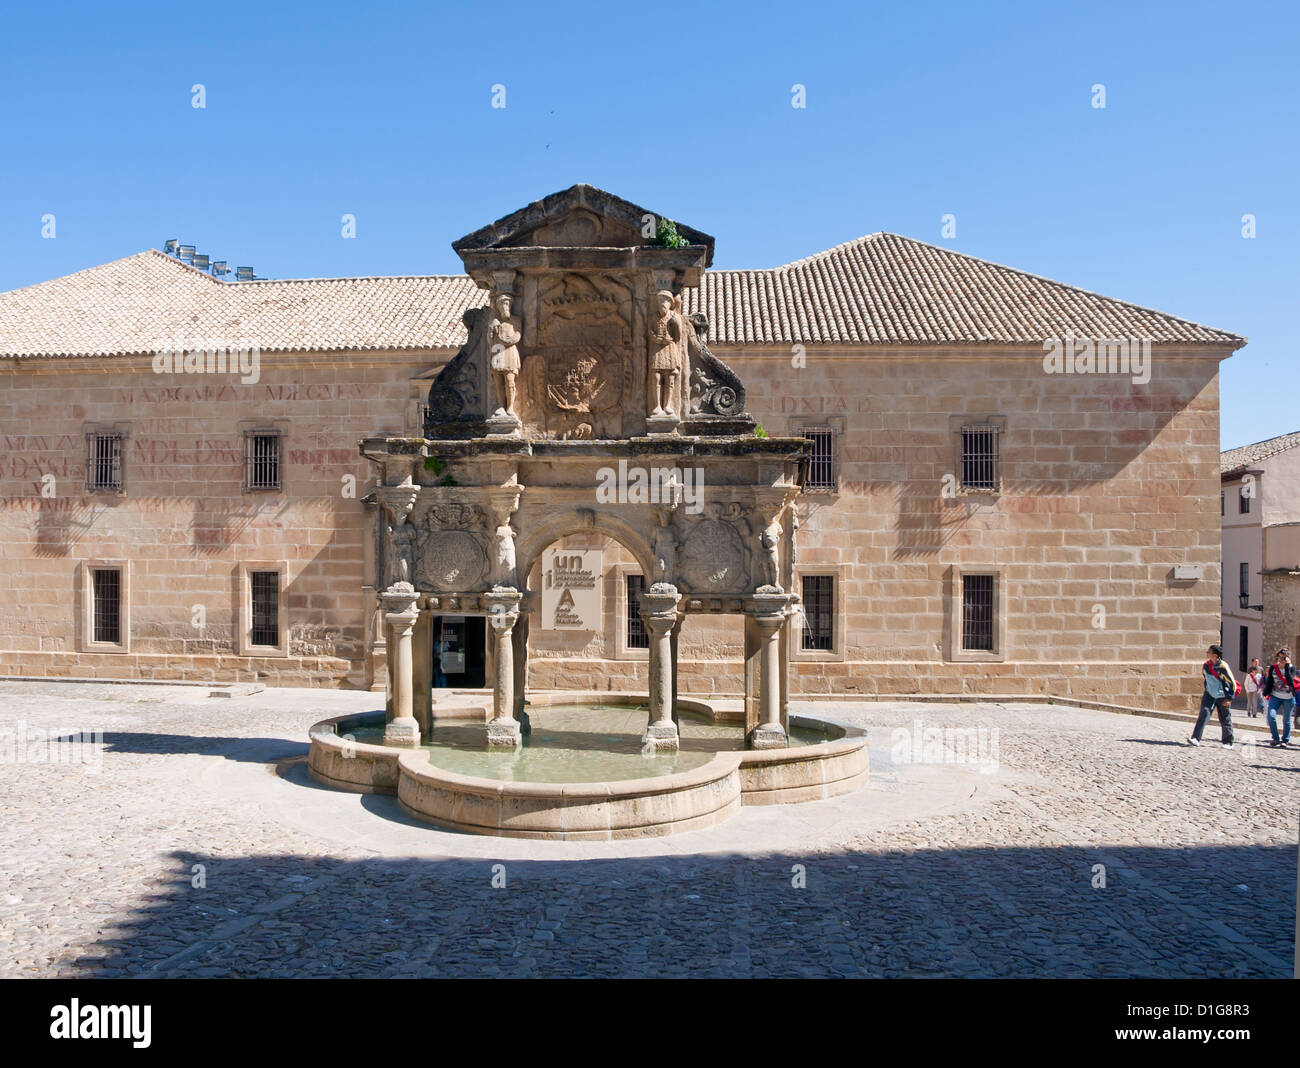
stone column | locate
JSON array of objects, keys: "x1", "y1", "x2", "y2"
[
  {"x1": 413, "y1": 606, "x2": 433, "y2": 738},
  {"x1": 381, "y1": 582, "x2": 420, "y2": 747},
  {"x1": 669, "y1": 611, "x2": 684, "y2": 734},
  {"x1": 749, "y1": 591, "x2": 789, "y2": 749},
  {"x1": 641, "y1": 583, "x2": 682, "y2": 751},
  {"x1": 483, "y1": 588, "x2": 523, "y2": 747}
]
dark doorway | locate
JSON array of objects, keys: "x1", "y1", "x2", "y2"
[{"x1": 432, "y1": 615, "x2": 487, "y2": 688}]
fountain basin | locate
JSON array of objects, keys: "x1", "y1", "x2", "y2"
[{"x1": 307, "y1": 693, "x2": 867, "y2": 839}]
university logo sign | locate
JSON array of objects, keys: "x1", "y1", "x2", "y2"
[{"x1": 541, "y1": 548, "x2": 602, "y2": 630}]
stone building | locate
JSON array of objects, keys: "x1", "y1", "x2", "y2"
[
  {"x1": 1220, "y1": 431, "x2": 1300, "y2": 671},
  {"x1": 0, "y1": 185, "x2": 1246, "y2": 712}
]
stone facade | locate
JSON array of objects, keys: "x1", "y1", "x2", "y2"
[{"x1": 0, "y1": 186, "x2": 1244, "y2": 713}]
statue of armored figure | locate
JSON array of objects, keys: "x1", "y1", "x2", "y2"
[
  {"x1": 488, "y1": 292, "x2": 523, "y2": 418},
  {"x1": 385, "y1": 520, "x2": 416, "y2": 589},
  {"x1": 757, "y1": 514, "x2": 782, "y2": 590},
  {"x1": 647, "y1": 289, "x2": 684, "y2": 417}
]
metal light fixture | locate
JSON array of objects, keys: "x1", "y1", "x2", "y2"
[
  {"x1": 235, "y1": 266, "x2": 255, "y2": 282},
  {"x1": 178, "y1": 245, "x2": 195, "y2": 263},
  {"x1": 1239, "y1": 594, "x2": 1263, "y2": 611},
  {"x1": 192, "y1": 254, "x2": 210, "y2": 270},
  {"x1": 210, "y1": 260, "x2": 229, "y2": 278},
  {"x1": 163, "y1": 239, "x2": 178, "y2": 255}
]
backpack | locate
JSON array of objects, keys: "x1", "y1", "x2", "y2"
[{"x1": 1205, "y1": 660, "x2": 1239, "y2": 698}]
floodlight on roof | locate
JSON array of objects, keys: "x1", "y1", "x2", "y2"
[
  {"x1": 178, "y1": 245, "x2": 195, "y2": 263},
  {"x1": 163, "y1": 239, "x2": 179, "y2": 255},
  {"x1": 211, "y1": 260, "x2": 229, "y2": 277},
  {"x1": 193, "y1": 254, "x2": 210, "y2": 269},
  {"x1": 235, "y1": 266, "x2": 254, "y2": 282}
]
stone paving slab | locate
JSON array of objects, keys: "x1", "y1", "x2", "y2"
[{"x1": 0, "y1": 683, "x2": 1294, "y2": 977}]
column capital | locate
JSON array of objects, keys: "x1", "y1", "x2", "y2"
[
  {"x1": 377, "y1": 483, "x2": 419, "y2": 524},
  {"x1": 484, "y1": 588, "x2": 522, "y2": 634},
  {"x1": 641, "y1": 582, "x2": 682, "y2": 637},
  {"x1": 380, "y1": 581, "x2": 419, "y2": 619}
]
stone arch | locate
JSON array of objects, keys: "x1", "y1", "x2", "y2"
[{"x1": 514, "y1": 509, "x2": 656, "y2": 587}]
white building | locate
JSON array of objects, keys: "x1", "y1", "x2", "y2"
[{"x1": 1220, "y1": 431, "x2": 1300, "y2": 672}]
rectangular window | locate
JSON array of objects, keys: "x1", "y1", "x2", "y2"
[
  {"x1": 801, "y1": 575, "x2": 834, "y2": 651},
  {"x1": 799, "y1": 427, "x2": 838, "y2": 492},
  {"x1": 1239, "y1": 487, "x2": 1250, "y2": 514},
  {"x1": 961, "y1": 574, "x2": 995, "y2": 652},
  {"x1": 1239, "y1": 626, "x2": 1249, "y2": 674},
  {"x1": 1220, "y1": 491, "x2": 1225, "y2": 516},
  {"x1": 86, "y1": 432, "x2": 123, "y2": 492},
  {"x1": 92, "y1": 568, "x2": 122, "y2": 644},
  {"x1": 1240, "y1": 561, "x2": 1249, "y2": 600},
  {"x1": 250, "y1": 571, "x2": 280, "y2": 647},
  {"x1": 960, "y1": 425, "x2": 999, "y2": 491},
  {"x1": 626, "y1": 575, "x2": 649, "y2": 650},
  {"x1": 244, "y1": 431, "x2": 281, "y2": 490}
]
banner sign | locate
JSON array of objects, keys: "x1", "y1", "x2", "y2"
[{"x1": 541, "y1": 549, "x2": 602, "y2": 630}]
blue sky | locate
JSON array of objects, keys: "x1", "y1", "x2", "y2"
[{"x1": 1, "y1": 0, "x2": 1294, "y2": 449}]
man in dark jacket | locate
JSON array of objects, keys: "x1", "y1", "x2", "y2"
[
  {"x1": 1260, "y1": 648, "x2": 1297, "y2": 748},
  {"x1": 1189, "y1": 644, "x2": 1236, "y2": 748}
]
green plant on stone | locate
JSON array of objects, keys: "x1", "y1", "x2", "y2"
[
  {"x1": 654, "y1": 219, "x2": 689, "y2": 249},
  {"x1": 754, "y1": 425, "x2": 769, "y2": 438}
]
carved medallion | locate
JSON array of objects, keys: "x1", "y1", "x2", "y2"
[
  {"x1": 680, "y1": 519, "x2": 746, "y2": 593},
  {"x1": 417, "y1": 531, "x2": 488, "y2": 593}
]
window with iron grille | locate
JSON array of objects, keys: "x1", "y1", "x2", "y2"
[
  {"x1": 961, "y1": 574, "x2": 995, "y2": 652},
  {"x1": 626, "y1": 575, "x2": 649, "y2": 650},
  {"x1": 960, "y1": 425, "x2": 1000, "y2": 491},
  {"x1": 92, "y1": 568, "x2": 122, "y2": 644},
  {"x1": 250, "y1": 571, "x2": 280, "y2": 647},
  {"x1": 1239, "y1": 487, "x2": 1250, "y2": 514},
  {"x1": 86, "y1": 432, "x2": 123, "y2": 492},
  {"x1": 244, "y1": 431, "x2": 281, "y2": 490},
  {"x1": 1240, "y1": 561, "x2": 1249, "y2": 600},
  {"x1": 799, "y1": 427, "x2": 838, "y2": 492},
  {"x1": 801, "y1": 575, "x2": 834, "y2": 651}
]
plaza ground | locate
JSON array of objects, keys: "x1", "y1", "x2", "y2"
[{"x1": 0, "y1": 681, "x2": 1294, "y2": 978}]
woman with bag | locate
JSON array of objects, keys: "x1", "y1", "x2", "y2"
[{"x1": 1188, "y1": 644, "x2": 1236, "y2": 748}]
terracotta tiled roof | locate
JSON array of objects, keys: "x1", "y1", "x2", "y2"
[
  {"x1": 0, "y1": 250, "x2": 480, "y2": 358},
  {"x1": 1220, "y1": 431, "x2": 1300, "y2": 477},
  {"x1": 683, "y1": 233, "x2": 1244, "y2": 346},
  {"x1": 0, "y1": 235, "x2": 1245, "y2": 359}
]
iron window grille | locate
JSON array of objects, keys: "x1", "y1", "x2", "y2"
[
  {"x1": 626, "y1": 575, "x2": 649, "y2": 650},
  {"x1": 960, "y1": 424, "x2": 1000, "y2": 491},
  {"x1": 961, "y1": 574, "x2": 995, "y2": 652},
  {"x1": 85, "y1": 432, "x2": 123, "y2": 492},
  {"x1": 250, "y1": 571, "x2": 280, "y2": 647},
  {"x1": 1238, "y1": 626, "x2": 1249, "y2": 674},
  {"x1": 1240, "y1": 561, "x2": 1249, "y2": 600},
  {"x1": 243, "y1": 431, "x2": 282, "y2": 491},
  {"x1": 800, "y1": 427, "x2": 839, "y2": 492},
  {"x1": 92, "y1": 568, "x2": 122, "y2": 644},
  {"x1": 801, "y1": 575, "x2": 834, "y2": 651}
]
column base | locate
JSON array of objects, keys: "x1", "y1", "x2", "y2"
[
  {"x1": 484, "y1": 718, "x2": 522, "y2": 748},
  {"x1": 641, "y1": 722, "x2": 680, "y2": 752},
  {"x1": 486, "y1": 411, "x2": 523, "y2": 437},
  {"x1": 645, "y1": 412, "x2": 680, "y2": 436},
  {"x1": 383, "y1": 716, "x2": 422, "y2": 747},
  {"x1": 748, "y1": 724, "x2": 788, "y2": 750}
]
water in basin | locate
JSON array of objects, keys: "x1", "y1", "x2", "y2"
[{"x1": 347, "y1": 703, "x2": 828, "y2": 784}]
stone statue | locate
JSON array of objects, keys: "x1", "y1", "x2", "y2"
[
  {"x1": 648, "y1": 289, "x2": 684, "y2": 417},
  {"x1": 652, "y1": 507, "x2": 678, "y2": 583},
  {"x1": 758, "y1": 514, "x2": 781, "y2": 590},
  {"x1": 385, "y1": 520, "x2": 416, "y2": 589},
  {"x1": 488, "y1": 292, "x2": 523, "y2": 418}
]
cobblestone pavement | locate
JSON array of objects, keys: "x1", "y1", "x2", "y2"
[{"x1": 0, "y1": 681, "x2": 1295, "y2": 978}]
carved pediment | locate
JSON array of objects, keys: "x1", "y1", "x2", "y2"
[{"x1": 453, "y1": 184, "x2": 714, "y2": 261}]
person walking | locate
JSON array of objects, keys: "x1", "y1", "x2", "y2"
[
  {"x1": 1261, "y1": 648, "x2": 1297, "y2": 749},
  {"x1": 1189, "y1": 644, "x2": 1237, "y2": 748},
  {"x1": 1244, "y1": 657, "x2": 1264, "y2": 718}
]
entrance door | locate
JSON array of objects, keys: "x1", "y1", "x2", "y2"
[{"x1": 432, "y1": 615, "x2": 486, "y2": 688}]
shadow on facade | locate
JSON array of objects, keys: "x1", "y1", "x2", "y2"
[{"x1": 66, "y1": 839, "x2": 1295, "y2": 978}]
